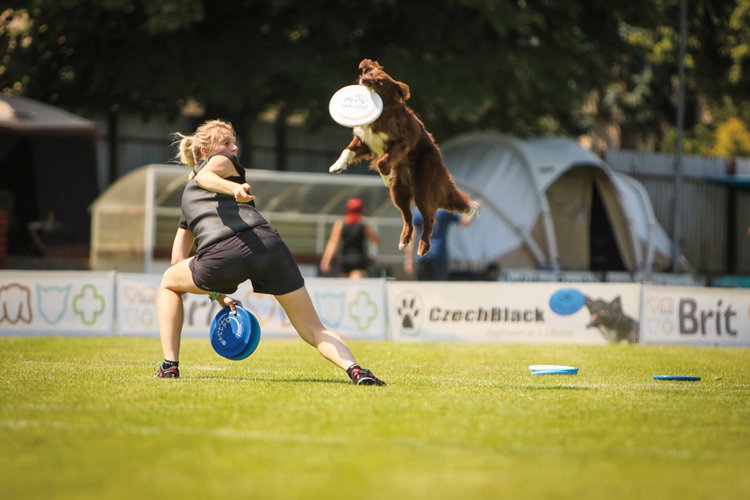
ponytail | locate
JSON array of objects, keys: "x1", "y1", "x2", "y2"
[{"x1": 172, "y1": 119, "x2": 236, "y2": 167}]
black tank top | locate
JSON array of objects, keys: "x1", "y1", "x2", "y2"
[
  {"x1": 341, "y1": 222, "x2": 367, "y2": 268},
  {"x1": 180, "y1": 153, "x2": 268, "y2": 251}
]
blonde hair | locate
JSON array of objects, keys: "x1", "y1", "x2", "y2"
[{"x1": 173, "y1": 119, "x2": 236, "y2": 167}]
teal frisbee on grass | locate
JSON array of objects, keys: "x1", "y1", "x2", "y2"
[
  {"x1": 210, "y1": 306, "x2": 261, "y2": 360},
  {"x1": 529, "y1": 364, "x2": 579, "y2": 375}
]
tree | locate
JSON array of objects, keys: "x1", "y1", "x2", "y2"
[{"x1": 5, "y1": 0, "x2": 733, "y2": 151}]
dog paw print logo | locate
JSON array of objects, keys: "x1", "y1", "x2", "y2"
[{"x1": 395, "y1": 291, "x2": 423, "y2": 336}]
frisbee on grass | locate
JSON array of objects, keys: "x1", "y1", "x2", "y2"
[
  {"x1": 530, "y1": 365, "x2": 579, "y2": 376},
  {"x1": 529, "y1": 365, "x2": 579, "y2": 372},
  {"x1": 652, "y1": 375, "x2": 701, "y2": 381},
  {"x1": 328, "y1": 85, "x2": 383, "y2": 127},
  {"x1": 209, "y1": 306, "x2": 261, "y2": 360},
  {"x1": 548, "y1": 288, "x2": 585, "y2": 316}
]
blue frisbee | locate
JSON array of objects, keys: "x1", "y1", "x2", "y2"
[
  {"x1": 210, "y1": 306, "x2": 261, "y2": 360},
  {"x1": 549, "y1": 288, "x2": 585, "y2": 315},
  {"x1": 652, "y1": 375, "x2": 701, "y2": 381}
]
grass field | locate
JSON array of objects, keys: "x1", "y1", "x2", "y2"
[{"x1": 1, "y1": 337, "x2": 748, "y2": 500}]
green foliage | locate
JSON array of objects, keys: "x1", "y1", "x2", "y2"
[
  {"x1": 713, "y1": 116, "x2": 750, "y2": 157},
  {"x1": 1, "y1": 0, "x2": 749, "y2": 146},
  {"x1": 1, "y1": 0, "x2": 663, "y2": 140},
  {"x1": 1, "y1": 337, "x2": 749, "y2": 499}
]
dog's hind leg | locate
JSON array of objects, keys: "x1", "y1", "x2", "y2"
[
  {"x1": 413, "y1": 203, "x2": 434, "y2": 256},
  {"x1": 390, "y1": 179, "x2": 414, "y2": 251}
]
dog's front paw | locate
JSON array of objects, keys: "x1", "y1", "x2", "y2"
[{"x1": 329, "y1": 150, "x2": 354, "y2": 174}]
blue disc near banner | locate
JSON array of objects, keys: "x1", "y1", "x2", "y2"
[
  {"x1": 549, "y1": 288, "x2": 586, "y2": 315},
  {"x1": 210, "y1": 306, "x2": 261, "y2": 360}
]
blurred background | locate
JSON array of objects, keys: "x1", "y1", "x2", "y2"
[{"x1": 1, "y1": 0, "x2": 749, "y2": 282}]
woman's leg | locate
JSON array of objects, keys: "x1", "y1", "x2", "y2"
[
  {"x1": 157, "y1": 258, "x2": 205, "y2": 362},
  {"x1": 274, "y1": 285, "x2": 357, "y2": 370}
]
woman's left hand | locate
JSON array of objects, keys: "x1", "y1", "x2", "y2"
[{"x1": 234, "y1": 183, "x2": 255, "y2": 203}]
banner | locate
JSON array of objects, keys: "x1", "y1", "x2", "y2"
[
  {"x1": 640, "y1": 285, "x2": 750, "y2": 346},
  {"x1": 386, "y1": 282, "x2": 641, "y2": 344},
  {"x1": 116, "y1": 274, "x2": 387, "y2": 341},
  {"x1": 0, "y1": 270, "x2": 115, "y2": 336}
]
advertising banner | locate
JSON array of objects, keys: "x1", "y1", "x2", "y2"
[
  {"x1": 117, "y1": 274, "x2": 387, "y2": 341},
  {"x1": 0, "y1": 270, "x2": 115, "y2": 336},
  {"x1": 640, "y1": 285, "x2": 750, "y2": 346},
  {"x1": 386, "y1": 281, "x2": 641, "y2": 344}
]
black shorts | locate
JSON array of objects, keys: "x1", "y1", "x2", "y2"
[
  {"x1": 341, "y1": 255, "x2": 368, "y2": 275},
  {"x1": 189, "y1": 224, "x2": 304, "y2": 295}
]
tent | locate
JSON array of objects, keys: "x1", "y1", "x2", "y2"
[
  {"x1": 0, "y1": 96, "x2": 98, "y2": 255},
  {"x1": 440, "y1": 132, "x2": 687, "y2": 273}
]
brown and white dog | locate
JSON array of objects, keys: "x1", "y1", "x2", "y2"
[{"x1": 329, "y1": 59, "x2": 478, "y2": 256}]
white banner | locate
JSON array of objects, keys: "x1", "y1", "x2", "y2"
[
  {"x1": 0, "y1": 270, "x2": 115, "y2": 336},
  {"x1": 640, "y1": 285, "x2": 750, "y2": 346},
  {"x1": 386, "y1": 282, "x2": 641, "y2": 344},
  {"x1": 116, "y1": 274, "x2": 387, "y2": 341}
]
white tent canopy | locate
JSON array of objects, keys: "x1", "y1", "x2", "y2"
[{"x1": 442, "y1": 132, "x2": 684, "y2": 273}]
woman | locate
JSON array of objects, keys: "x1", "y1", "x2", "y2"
[
  {"x1": 154, "y1": 119, "x2": 385, "y2": 386},
  {"x1": 320, "y1": 197, "x2": 381, "y2": 278}
]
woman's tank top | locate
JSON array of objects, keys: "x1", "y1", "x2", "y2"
[{"x1": 180, "y1": 153, "x2": 268, "y2": 251}]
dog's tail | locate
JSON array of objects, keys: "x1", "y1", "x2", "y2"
[
  {"x1": 464, "y1": 198, "x2": 480, "y2": 216},
  {"x1": 444, "y1": 188, "x2": 479, "y2": 216}
]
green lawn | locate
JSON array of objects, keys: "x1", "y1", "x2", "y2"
[{"x1": 1, "y1": 337, "x2": 748, "y2": 500}]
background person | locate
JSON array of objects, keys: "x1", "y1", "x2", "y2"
[
  {"x1": 404, "y1": 206, "x2": 478, "y2": 281},
  {"x1": 155, "y1": 119, "x2": 385, "y2": 386},
  {"x1": 320, "y1": 197, "x2": 381, "y2": 278}
]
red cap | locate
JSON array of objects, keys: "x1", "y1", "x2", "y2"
[{"x1": 344, "y1": 197, "x2": 363, "y2": 224}]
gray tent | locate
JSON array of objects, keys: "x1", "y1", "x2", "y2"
[
  {"x1": 0, "y1": 96, "x2": 98, "y2": 255},
  {"x1": 441, "y1": 132, "x2": 688, "y2": 273}
]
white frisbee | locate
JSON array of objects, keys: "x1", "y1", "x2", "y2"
[
  {"x1": 529, "y1": 365, "x2": 578, "y2": 372},
  {"x1": 328, "y1": 85, "x2": 383, "y2": 127}
]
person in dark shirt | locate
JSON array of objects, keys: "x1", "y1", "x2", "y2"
[
  {"x1": 154, "y1": 119, "x2": 384, "y2": 386},
  {"x1": 320, "y1": 197, "x2": 381, "y2": 278}
]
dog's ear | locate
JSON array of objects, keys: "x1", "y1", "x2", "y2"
[
  {"x1": 398, "y1": 81, "x2": 411, "y2": 101},
  {"x1": 358, "y1": 59, "x2": 383, "y2": 73}
]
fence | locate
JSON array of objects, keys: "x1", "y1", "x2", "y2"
[{"x1": 605, "y1": 150, "x2": 750, "y2": 275}]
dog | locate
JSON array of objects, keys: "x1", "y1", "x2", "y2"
[
  {"x1": 584, "y1": 296, "x2": 639, "y2": 343},
  {"x1": 329, "y1": 59, "x2": 478, "y2": 256}
]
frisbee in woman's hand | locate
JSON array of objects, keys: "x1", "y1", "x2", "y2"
[
  {"x1": 329, "y1": 85, "x2": 383, "y2": 127},
  {"x1": 210, "y1": 306, "x2": 261, "y2": 360}
]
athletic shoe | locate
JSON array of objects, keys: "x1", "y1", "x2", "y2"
[
  {"x1": 154, "y1": 363, "x2": 180, "y2": 379},
  {"x1": 350, "y1": 366, "x2": 385, "y2": 386}
]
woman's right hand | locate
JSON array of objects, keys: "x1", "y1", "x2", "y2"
[{"x1": 218, "y1": 294, "x2": 242, "y2": 314}]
